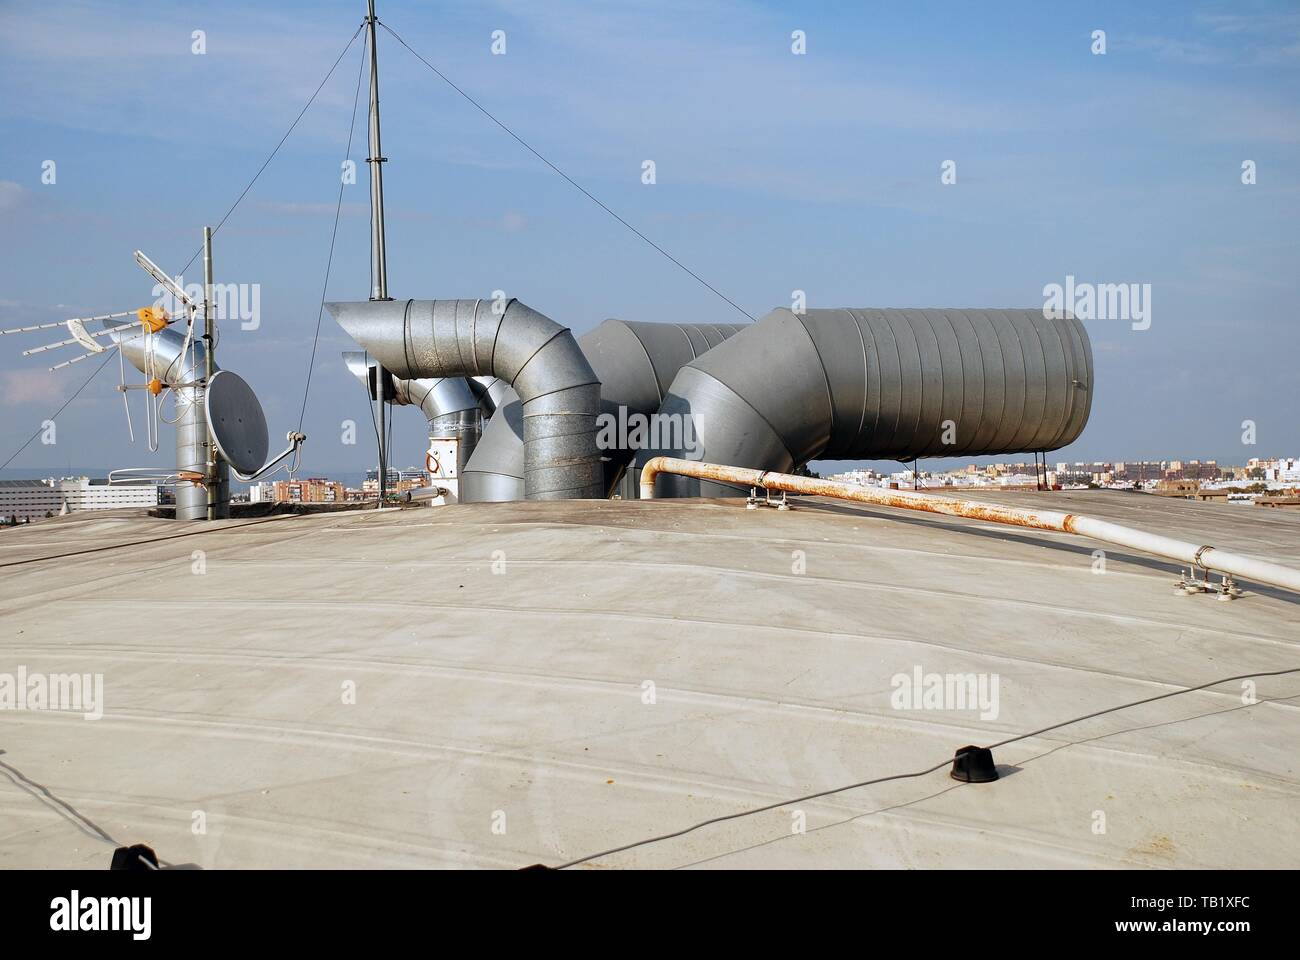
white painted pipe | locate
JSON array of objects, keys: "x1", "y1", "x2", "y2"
[{"x1": 639, "y1": 457, "x2": 1300, "y2": 595}]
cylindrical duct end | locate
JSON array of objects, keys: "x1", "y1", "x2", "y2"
[{"x1": 640, "y1": 307, "x2": 1093, "y2": 497}]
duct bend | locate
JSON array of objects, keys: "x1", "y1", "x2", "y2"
[
  {"x1": 328, "y1": 298, "x2": 603, "y2": 499},
  {"x1": 393, "y1": 377, "x2": 482, "y2": 452},
  {"x1": 342, "y1": 351, "x2": 486, "y2": 484},
  {"x1": 461, "y1": 320, "x2": 748, "y2": 501},
  {"x1": 108, "y1": 318, "x2": 210, "y2": 384},
  {"x1": 469, "y1": 376, "x2": 511, "y2": 416},
  {"x1": 342, "y1": 351, "x2": 482, "y2": 437},
  {"x1": 638, "y1": 307, "x2": 1093, "y2": 497},
  {"x1": 581, "y1": 320, "x2": 748, "y2": 494}
]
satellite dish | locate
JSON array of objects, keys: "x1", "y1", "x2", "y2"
[{"x1": 206, "y1": 370, "x2": 269, "y2": 475}]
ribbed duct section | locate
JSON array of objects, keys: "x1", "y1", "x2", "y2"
[
  {"x1": 342, "y1": 352, "x2": 485, "y2": 472},
  {"x1": 462, "y1": 389, "x2": 525, "y2": 502},
  {"x1": 468, "y1": 376, "x2": 510, "y2": 416},
  {"x1": 394, "y1": 377, "x2": 483, "y2": 471},
  {"x1": 638, "y1": 307, "x2": 1093, "y2": 497},
  {"x1": 461, "y1": 320, "x2": 747, "y2": 500},
  {"x1": 328, "y1": 298, "x2": 603, "y2": 500}
]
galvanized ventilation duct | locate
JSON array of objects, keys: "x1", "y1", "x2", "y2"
[
  {"x1": 460, "y1": 320, "x2": 747, "y2": 501},
  {"x1": 469, "y1": 376, "x2": 510, "y2": 416},
  {"x1": 461, "y1": 388, "x2": 525, "y2": 502},
  {"x1": 638, "y1": 307, "x2": 1093, "y2": 497},
  {"x1": 393, "y1": 377, "x2": 483, "y2": 471},
  {"x1": 328, "y1": 298, "x2": 603, "y2": 499},
  {"x1": 107, "y1": 320, "x2": 219, "y2": 520},
  {"x1": 342, "y1": 350, "x2": 484, "y2": 473}
]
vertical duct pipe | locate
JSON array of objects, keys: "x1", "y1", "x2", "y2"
[
  {"x1": 106, "y1": 320, "x2": 215, "y2": 520},
  {"x1": 638, "y1": 307, "x2": 1093, "y2": 497},
  {"x1": 394, "y1": 379, "x2": 483, "y2": 475},
  {"x1": 328, "y1": 298, "x2": 604, "y2": 499},
  {"x1": 461, "y1": 390, "x2": 525, "y2": 502}
]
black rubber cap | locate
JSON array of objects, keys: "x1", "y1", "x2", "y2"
[
  {"x1": 110, "y1": 843, "x2": 159, "y2": 871},
  {"x1": 950, "y1": 745, "x2": 999, "y2": 783}
]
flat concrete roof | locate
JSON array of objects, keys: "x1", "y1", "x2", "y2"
[{"x1": 1, "y1": 490, "x2": 1297, "y2": 868}]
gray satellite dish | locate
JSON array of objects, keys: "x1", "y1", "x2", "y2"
[{"x1": 206, "y1": 370, "x2": 269, "y2": 475}]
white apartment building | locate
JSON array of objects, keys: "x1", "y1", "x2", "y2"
[
  {"x1": 1244, "y1": 457, "x2": 1300, "y2": 482},
  {"x1": 1272, "y1": 458, "x2": 1300, "y2": 482},
  {"x1": 247, "y1": 481, "x2": 276, "y2": 503},
  {"x1": 0, "y1": 477, "x2": 159, "y2": 523}
]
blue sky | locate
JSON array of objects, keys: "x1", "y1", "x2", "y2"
[{"x1": 1, "y1": 0, "x2": 1297, "y2": 477}]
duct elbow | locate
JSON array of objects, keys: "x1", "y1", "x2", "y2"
[
  {"x1": 639, "y1": 366, "x2": 795, "y2": 498},
  {"x1": 328, "y1": 298, "x2": 603, "y2": 499}
]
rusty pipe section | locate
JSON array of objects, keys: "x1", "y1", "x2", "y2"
[{"x1": 639, "y1": 457, "x2": 1300, "y2": 595}]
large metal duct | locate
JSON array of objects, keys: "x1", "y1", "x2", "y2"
[
  {"x1": 469, "y1": 376, "x2": 510, "y2": 416},
  {"x1": 342, "y1": 351, "x2": 484, "y2": 474},
  {"x1": 328, "y1": 298, "x2": 603, "y2": 499},
  {"x1": 460, "y1": 320, "x2": 747, "y2": 501},
  {"x1": 638, "y1": 307, "x2": 1093, "y2": 497},
  {"x1": 106, "y1": 319, "x2": 225, "y2": 520},
  {"x1": 461, "y1": 388, "x2": 525, "y2": 502},
  {"x1": 394, "y1": 378, "x2": 483, "y2": 473}
]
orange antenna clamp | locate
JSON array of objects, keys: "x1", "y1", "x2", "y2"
[{"x1": 136, "y1": 306, "x2": 171, "y2": 332}]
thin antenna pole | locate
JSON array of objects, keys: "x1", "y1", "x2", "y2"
[
  {"x1": 365, "y1": 0, "x2": 389, "y2": 503},
  {"x1": 366, "y1": 0, "x2": 389, "y2": 302},
  {"x1": 203, "y1": 227, "x2": 215, "y2": 372},
  {"x1": 203, "y1": 226, "x2": 215, "y2": 519},
  {"x1": 202, "y1": 226, "x2": 225, "y2": 520}
]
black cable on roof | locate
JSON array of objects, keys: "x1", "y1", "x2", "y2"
[
  {"x1": 0, "y1": 513, "x2": 297, "y2": 569},
  {"x1": 551, "y1": 665, "x2": 1300, "y2": 869}
]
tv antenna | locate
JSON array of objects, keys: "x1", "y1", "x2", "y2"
[{"x1": 2, "y1": 229, "x2": 306, "y2": 519}]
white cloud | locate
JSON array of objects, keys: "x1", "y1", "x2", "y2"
[
  {"x1": 0, "y1": 181, "x2": 25, "y2": 212},
  {"x1": 1, "y1": 368, "x2": 62, "y2": 406},
  {"x1": 258, "y1": 200, "x2": 368, "y2": 217},
  {"x1": 1117, "y1": 34, "x2": 1224, "y2": 65},
  {"x1": 0, "y1": 1, "x2": 367, "y2": 146}
]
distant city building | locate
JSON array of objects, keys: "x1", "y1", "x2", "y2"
[
  {"x1": 0, "y1": 477, "x2": 159, "y2": 523},
  {"x1": 1256, "y1": 457, "x2": 1300, "y2": 482},
  {"x1": 248, "y1": 481, "x2": 275, "y2": 503},
  {"x1": 1255, "y1": 495, "x2": 1300, "y2": 511},
  {"x1": 824, "y1": 455, "x2": 1296, "y2": 500},
  {"x1": 362, "y1": 467, "x2": 428, "y2": 495},
  {"x1": 1153, "y1": 479, "x2": 1199, "y2": 498},
  {"x1": 272, "y1": 478, "x2": 347, "y2": 504}
]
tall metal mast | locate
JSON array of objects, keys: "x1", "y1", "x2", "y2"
[
  {"x1": 202, "y1": 225, "x2": 228, "y2": 520},
  {"x1": 365, "y1": 0, "x2": 390, "y2": 502}
]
